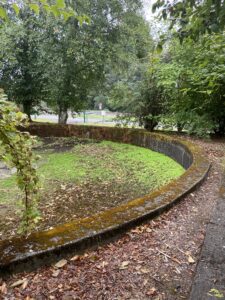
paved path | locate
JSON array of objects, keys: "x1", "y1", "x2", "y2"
[{"x1": 190, "y1": 174, "x2": 225, "y2": 299}]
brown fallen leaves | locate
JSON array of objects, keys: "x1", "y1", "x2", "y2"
[
  {"x1": 0, "y1": 282, "x2": 7, "y2": 294},
  {"x1": 54, "y1": 259, "x2": 67, "y2": 269},
  {"x1": 11, "y1": 278, "x2": 28, "y2": 288},
  {"x1": 1, "y1": 138, "x2": 225, "y2": 299}
]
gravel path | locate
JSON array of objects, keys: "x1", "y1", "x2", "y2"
[{"x1": 0, "y1": 138, "x2": 224, "y2": 300}]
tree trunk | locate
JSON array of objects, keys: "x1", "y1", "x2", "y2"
[
  {"x1": 23, "y1": 101, "x2": 32, "y2": 121},
  {"x1": 143, "y1": 119, "x2": 158, "y2": 131},
  {"x1": 177, "y1": 122, "x2": 184, "y2": 133},
  {"x1": 58, "y1": 105, "x2": 68, "y2": 124},
  {"x1": 214, "y1": 119, "x2": 225, "y2": 137}
]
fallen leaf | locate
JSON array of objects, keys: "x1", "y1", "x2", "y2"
[
  {"x1": 98, "y1": 261, "x2": 108, "y2": 268},
  {"x1": 22, "y1": 279, "x2": 29, "y2": 290},
  {"x1": 147, "y1": 287, "x2": 157, "y2": 296},
  {"x1": 119, "y1": 261, "x2": 130, "y2": 269},
  {"x1": 0, "y1": 282, "x2": 7, "y2": 294},
  {"x1": 70, "y1": 255, "x2": 80, "y2": 261},
  {"x1": 52, "y1": 270, "x2": 60, "y2": 277},
  {"x1": 143, "y1": 279, "x2": 148, "y2": 286},
  {"x1": 11, "y1": 279, "x2": 27, "y2": 288},
  {"x1": 55, "y1": 259, "x2": 67, "y2": 268},
  {"x1": 131, "y1": 228, "x2": 142, "y2": 234},
  {"x1": 140, "y1": 267, "x2": 150, "y2": 274},
  {"x1": 208, "y1": 288, "x2": 224, "y2": 298},
  {"x1": 188, "y1": 256, "x2": 195, "y2": 264}
]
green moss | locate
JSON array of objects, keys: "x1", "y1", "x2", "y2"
[{"x1": 0, "y1": 140, "x2": 184, "y2": 205}]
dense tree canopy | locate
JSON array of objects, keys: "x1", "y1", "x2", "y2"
[
  {"x1": 0, "y1": 0, "x2": 150, "y2": 123},
  {"x1": 153, "y1": 0, "x2": 225, "y2": 41},
  {"x1": 0, "y1": 0, "x2": 225, "y2": 135},
  {"x1": 0, "y1": 0, "x2": 82, "y2": 22},
  {"x1": 0, "y1": 11, "x2": 44, "y2": 119}
]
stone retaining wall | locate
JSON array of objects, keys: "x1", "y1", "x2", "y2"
[{"x1": 0, "y1": 124, "x2": 210, "y2": 275}]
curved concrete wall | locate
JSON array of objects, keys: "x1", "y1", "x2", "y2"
[
  {"x1": 27, "y1": 123, "x2": 193, "y2": 169},
  {"x1": 0, "y1": 124, "x2": 210, "y2": 275}
]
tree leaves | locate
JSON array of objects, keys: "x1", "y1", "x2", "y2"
[
  {"x1": 29, "y1": 4, "x2": 40, "y2": 15},
  {"x1": 0, "y1": 7, "x2": 8, "y2": 21},
  {"x1": 56, "y1": 0, "x2": 66, "y2": 9},
  {"x1": 154, "y1": 0, "x2": 225, "y2": 40},
  {"x1": 12, "y1": 4, "x2": 20, "y2": 16},
  {"x1": 0, "y1": 1, "x2": 78, "y2": 22},
  {"x1": 0, "y1": 90, "x2": 40, "y2": 233}
]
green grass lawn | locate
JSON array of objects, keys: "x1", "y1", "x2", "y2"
[{"x1": 0, "y1": 140, "x2": 185, "y2": 206}]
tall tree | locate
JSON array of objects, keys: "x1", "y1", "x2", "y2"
[
  {"x1": 154, "y1": 33, "x2": 225, "y2": 136},
  {"x1": 41, "y1": 11, "x2": 111, "y2": 123},
  {"x1": 0, "y1": 10, "x2": 44, "y2": 120},
  {"x1": 41, "y1": 0, "x2": 145, "y2": 123}
]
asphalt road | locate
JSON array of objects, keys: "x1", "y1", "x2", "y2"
[{"x1": 32, "y1": 111, "x2": 118, "y2": 125}]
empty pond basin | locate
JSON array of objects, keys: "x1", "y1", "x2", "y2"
[{"x1": 0, "y1": 137, "x2": 185, "y2": 240}]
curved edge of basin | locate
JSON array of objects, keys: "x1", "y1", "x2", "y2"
[{"x1": 0, "y1": 124, "x2": 210, "y2": 276}]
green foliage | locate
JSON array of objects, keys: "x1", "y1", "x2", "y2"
[
  {"x1": 153, "y1": 0, "x2": 225, "y2": 41},
  {"x1": 0, "y1": 0, "x2": 82, "y2": 23},
  {"x1": 0, "y1": 11, "x2": 45, "y2": 119},
  {"x1": 108, "y1": 53, "x2": 165, "y2": 131},
  {"x1": 0, "y1": 0, "x2": 147, "y2": 124},
  {"x1": 40, "y1": 16, "x2": 106, "y2": 123},
  {"x1": 1, "y1": 0, "x2": 224, "y2": 138},
  {"x1": 148, "y1": 32, "x2": 225, "y2": 136},
  {"x1": 0, "y1": 90, "x2": 40, "y2": 232},
  {"x1": 40, "y1": 0, "x2": 147, "y2": 123}
]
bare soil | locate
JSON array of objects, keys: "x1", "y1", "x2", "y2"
[{"x1": 0, "y1": 137, "x2": 224, "y2": 299}]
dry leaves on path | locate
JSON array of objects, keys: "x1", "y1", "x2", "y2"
[{"x1": 2, "y1": 138, "x2": 225, "y2": 299}]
